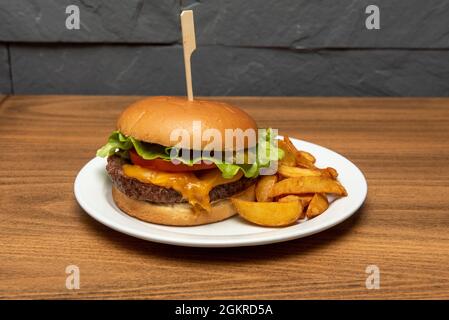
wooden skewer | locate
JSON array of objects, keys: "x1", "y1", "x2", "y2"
[{"x1": 180, "y1": 10, "x2": 196, "y2": 101}]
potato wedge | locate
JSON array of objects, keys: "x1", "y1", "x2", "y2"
[
  {"x1": 306, "y1": 193, "x2": 329, "y2": 218},
  {"x1": 278, "y1": 140, "x2": 297, "y2": 167},
  {"x1": 298, "y1": 151, "x2": 316, "y2": 164},
  {"x1": 255, "y1": 175, "x2": 278, "y2": 202},
  {"x1": 283, "y1": 136, "x2": 315, "y2": 169},
  {"x1": 277, "y1": 195, "x2": 300, "y2": 203},
  {"x1": 277, "y1": 195, "x2": 310, "y2": 219},
  {"x1": 295, "y1": 153, "x2": 316, "y2": 169},
  {"x1": 279, "y1": 137, "x2": 297, "y2": 155},
  {"x1": 234, "y1": 184, "x2": 256, "y2": 201},
  {"x1": 325, "y1": 167, "x2": 338, "y2": 179},
  {"x1": 270, "y1": 176, "x2": 348, "y2": 197},
  {"x1": 282, "y1": 136, "x2": 298, "y2": 154},
  {"x1": 278, "y1": 194, "x2": 313, "y2": 208},
  {"x1": 231, "y1": 198, "x2": 303, "y2": 227},
  {"x1": 278, "y1": 165, "x2": 331, "y2": 179}
]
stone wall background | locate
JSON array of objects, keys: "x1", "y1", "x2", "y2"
[{"x1": 1, "y1": 0, "x2": 449, "y2": 96}]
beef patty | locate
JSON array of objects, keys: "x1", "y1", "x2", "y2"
[{"x1": 106, "y1": 155, "x2": 256, "y2": 204}]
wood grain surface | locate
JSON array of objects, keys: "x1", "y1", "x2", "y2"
[
  {"x1": 0, "y1": 95, "x2": 7, "y2": 107},
  {"x1": 0, "y1": 96, "x2": 448, "y2": 299}
]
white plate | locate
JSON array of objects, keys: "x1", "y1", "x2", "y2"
[{"x1": 74, "y1": 138, "x2": 367, "y2": 247}]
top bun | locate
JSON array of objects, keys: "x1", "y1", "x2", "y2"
[{"x1": 117, "y1": 96, "x2": 258, "y2": 150}]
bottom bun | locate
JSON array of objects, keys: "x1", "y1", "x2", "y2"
[{"x1": 112, "y1": 184, "x2": 255, "y2": 226}]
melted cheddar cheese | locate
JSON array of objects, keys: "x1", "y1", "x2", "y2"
[{"x1": 122, "y1": 164, "x2": 243, "y2": 211}]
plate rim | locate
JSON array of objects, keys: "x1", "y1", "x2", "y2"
[{"x1": 74, "y1": 138, "x2": 368, "y2": 247}]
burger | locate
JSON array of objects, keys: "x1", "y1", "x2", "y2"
[{"x1": 97, "y1": 96, "x2": 282, "y2": 226}]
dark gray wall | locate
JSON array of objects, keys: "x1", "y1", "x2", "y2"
[
  {"x1": 1, "y1": 0, "x2": 449, "y2": 96},
  {"x1": 0, "y1": 45, "x2": 10, "y2": 94}
]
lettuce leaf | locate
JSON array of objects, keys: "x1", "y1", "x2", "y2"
[{"x1": 96, "y1": 129, "x2": 283, "y2": 179}]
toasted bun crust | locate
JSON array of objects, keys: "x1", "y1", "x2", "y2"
[
  {"x1": 112, "y1": 184, "x2": 255, "y2": 226},
  {"x1": 117, "y1": 96, "x2": 258, "y2": 150}
]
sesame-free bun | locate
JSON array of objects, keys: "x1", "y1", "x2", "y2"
[
  {"x1": 117, "y1": 96, "x2": 258, "y2": 151},
  {"x1": 112, "y1": 185, "x2": 255, "y2": 226}
]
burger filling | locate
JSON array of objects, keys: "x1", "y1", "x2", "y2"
[
  {"x1": 107, "y1": 155, "x2": 256, "y2": 210},
  {"x1": 97, "y1": 129, "x2": 283, "y2": 212}
]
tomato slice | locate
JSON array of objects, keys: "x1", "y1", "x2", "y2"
[{"x1": 129, "y1": 149, "x2": 216, "y2": 172}]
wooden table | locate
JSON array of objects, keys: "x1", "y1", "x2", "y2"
[{"x1": 0, "y1": 96, "x2": 448, "y2": 299}]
